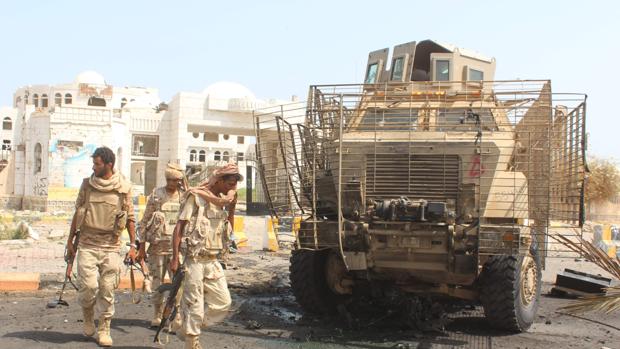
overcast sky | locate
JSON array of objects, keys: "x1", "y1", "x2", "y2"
[{"x1": 1, "y1": 0, "x2": 618, "y2": 159}]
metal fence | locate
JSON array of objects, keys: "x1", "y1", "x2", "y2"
[{"x1": 254, "y1": 81, "x2": 587, "y2": 258}]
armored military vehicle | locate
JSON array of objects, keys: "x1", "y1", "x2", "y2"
[{"x1": 254, "y1": 40, "x2": 587, "y2": 332}]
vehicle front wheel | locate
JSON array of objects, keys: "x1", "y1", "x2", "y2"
[{"x1": 479, "y1": 246, "x2": 542, "y2": 332}]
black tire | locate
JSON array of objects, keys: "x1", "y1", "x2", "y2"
[
  {"x1": 479, "y1": 245, "x2": 542, "y2": 332},
  {"x1": 289, "y1": 249, "x2": 339, "y2": 314}
]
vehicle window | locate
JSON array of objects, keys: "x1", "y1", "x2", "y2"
[
  {"x1": 391, "y1": 57, "x2": 404, "y2": 81},
  {"x1": 358, "y1": 109, "x2": 418, "y2": 130},
  {"x1": 365, "y1": 63, "x2": 379, "y2": 84},
  {"x1": 469, "y1": 68, "x2": 484, "y2": 81},
  {"x1": 435, "y1": 60, "x2": 450, "y2": 81}
]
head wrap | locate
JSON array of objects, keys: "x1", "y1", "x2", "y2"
[
  {"x1": 204, "y1": 163, "x2": 244, "y2": 187},
  {"x1": 186, "y1": 163, "x2": 242, "y2": 205},
  {"x1": 165, "y1": 163, "x2": 184, "y2": 180}
]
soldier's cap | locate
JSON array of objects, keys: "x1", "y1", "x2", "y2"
[{"x1": 165, "y1": 163, "x2": 185, "y2": 180}]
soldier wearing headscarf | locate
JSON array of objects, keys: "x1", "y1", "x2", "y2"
[
  {"x1": 137, "y1": 163, "x2": 187, "y2": 327},
  {"x1": 169, "y1": 163, "x2": 242, "y2": 349}
]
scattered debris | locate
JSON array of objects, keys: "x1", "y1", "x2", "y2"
[
  {"x1": 551, "y1": 269, "x2": 612, "y2": 297},
  {"x1": 551, "y1": 234, "x2": 620, "y2": 314},
  {"x1": 245, "y1": 320, "x2": 262, "y2": 329}
]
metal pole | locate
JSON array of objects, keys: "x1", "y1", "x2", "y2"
[{"x1": 338, "y1": 93, "x2": 348, "y2": 270}]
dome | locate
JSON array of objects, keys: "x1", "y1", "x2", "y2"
[
  {"x1": 202, "y1": 81, "x2": 255, "y2": 101},
  {"x1": 74, "y1": 70, "x2": 106, "y2": 85}
]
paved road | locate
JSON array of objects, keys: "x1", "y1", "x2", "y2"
[{"x1": 1, "y1": 250, "x2": 619, "y2": 349}]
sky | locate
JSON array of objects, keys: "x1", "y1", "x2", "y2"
[{"x1": 1, "y1": 0, "x2": 618, "y2": 160}]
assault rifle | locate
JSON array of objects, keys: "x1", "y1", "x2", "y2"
[
  {"x1": 125, "y1": 240, "x2": 150, "y2": 304},
  {"x1": 47, "y1": 231, "x2": 80, "y2": 308},
  {"x1": 154, "y1": 262, "x2": 185, "y2": 343}
]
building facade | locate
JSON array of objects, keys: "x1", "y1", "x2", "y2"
[{"x1": 0, "y1": 71, "x2": 290, "y2": 211}]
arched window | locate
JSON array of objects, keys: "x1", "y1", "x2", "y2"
[
  {"x1": 2, "y1": 117, "x2": 11, "y2": 130},
  {"x1": 54, "y1": 93, "x2": 62, "y2": 106},
  {"x1": 64, "y1": 93, "x2": 72, "y2": 105},
  {"x1": 223, "y1": 134, "x2": 230, "y2": 140},
  {"x1": 214, "y1": 151, "x2": 221, "y2": 161},
  {"x1": 189, "y1": 149, "x2": 197, "y2": 162},
  {"x1": 121, "y1": 98, "x2": 127, "y2": 108},
  {"x1": 88, "y1": 97, "x2": 106, "y2": 107},
  {"x1": 41, "y1": 94, "x2": 48, "y2": 108},
  {"x1": 34, "y1": 143, "x2": 42, "y2": 174},
  {"x1": 33, "y1": 94, "x2": 39, "y2": 107},
  {"x1": 223, "y1": 151, "x2": 230, "y2": 162},
  {"x1": 198, "y1": 150, "x2": 206, "y2": 162}
]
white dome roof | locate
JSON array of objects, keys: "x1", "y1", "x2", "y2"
[
  {"x1": 202, "y1": 81, "x2": 255, "y2": 100},
  {"x1": 74, "y1": 70, "x2": 106, "y2": 85}
]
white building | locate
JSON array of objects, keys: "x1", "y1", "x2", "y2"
[{"x1": 0, "y1": 71, "x2": 292, "y2": 211}]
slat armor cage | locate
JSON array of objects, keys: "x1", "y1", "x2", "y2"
[{"x1": 254, "y1": 80, "x2": 587, "y2": 258}]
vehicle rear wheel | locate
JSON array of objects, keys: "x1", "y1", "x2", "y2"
[{"x1": 479, "y1": 245, "x2": 542, "y2": 332}]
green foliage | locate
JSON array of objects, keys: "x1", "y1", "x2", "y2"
[
  {"x1": 235, "y1": 188, "x2": 257, "y2": 202},
  {"x1": 0, "y1": 226, "x2": 27, "y2": 240},
  {"x1": 585, "y1": 157, "x2": 620, "y2": 204}
]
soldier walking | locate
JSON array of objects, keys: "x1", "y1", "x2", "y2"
[
  {"x1": 65, "y1": 146, "x2": 136, "y2": 347},
  {"x1": 136, "y1": 163, "x2": 186, "y2": 327},
  {"x1": 170, "y1": 163, "x2": 241, "y2": 349}
]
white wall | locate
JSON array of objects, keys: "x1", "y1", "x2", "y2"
[{"x1": 24, "y1": 113, "x2": 50, "y2": 196}]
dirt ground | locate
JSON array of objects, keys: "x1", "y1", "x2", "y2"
[{"x1": 0, "y1": 248, "x2": 618, "y2": 349}]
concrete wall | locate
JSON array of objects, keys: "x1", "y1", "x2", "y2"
[
  {"x1": 0, "y1": 195, "x2": 22, "y2": 210},
  {"x1": 22, "y1": 196, "x2": 47, "y2": 211},
  {"x1": 24, "y1": 113, "x2": 50, "y2": 196}
]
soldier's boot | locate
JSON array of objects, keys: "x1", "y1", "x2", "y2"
[
  {"x1": 82, "y1": 306, "x2": 96, "y2": 337},
  {"x1": 184, "y1": 334, "x2": 202, "y2": 349},
  {"x1": 172, "y1": 316, "x2": 185, "y2": 340},
  {"x1": 150, "y1": 303, "x2": 164, "y2": 328},
  {"x1": 97, "y1": 316, "x2": 113, "y2": 347}
]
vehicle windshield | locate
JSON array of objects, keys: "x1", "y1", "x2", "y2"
[{"x1": 353, "y1": 107, "x2": 497, "y2": 131}]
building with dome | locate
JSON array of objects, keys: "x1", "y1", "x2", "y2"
[{"x1": 0, "y1": 72, "x2": 292, "y2": 211}]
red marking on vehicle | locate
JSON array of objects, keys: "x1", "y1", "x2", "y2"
[{"x1": 469, "y1": 155, "x2": 486, "y2": 177}]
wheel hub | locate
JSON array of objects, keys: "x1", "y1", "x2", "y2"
[{"x1": 520, "y1": 255, "x2": 538, "y2": 305}]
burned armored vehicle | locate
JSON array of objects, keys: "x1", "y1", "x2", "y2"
[{"x1": 254, "y1": 40, "x2": 587, "y2": 332}]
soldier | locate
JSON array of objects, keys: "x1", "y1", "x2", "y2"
[
  {"x1": 65, "y1": 146, "x2": 136, "y2": 347},
  {"x1": 136, "y1": 163, "x2": 186, "y2": 327},
  {"x1": 170, "y1": 163, "x2": 241, "y2": 349}
]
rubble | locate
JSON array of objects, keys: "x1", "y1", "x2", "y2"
[{"x1": 551, "y1": 268, "x2": 612, "y2": 297}]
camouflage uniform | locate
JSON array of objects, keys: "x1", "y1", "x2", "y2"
[
  {"x1": 74, "y1": 172, "x2": 134, "y2": 345},
  {"x1": 178, "y1": 193, "x2": 232, "y2": 338},
  {"x1": 140, "y1": 186, "x2": 182, "y2": 326}
]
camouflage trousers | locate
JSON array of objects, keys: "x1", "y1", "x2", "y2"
[
  {"x1": 147, "y1": 254, "x2": 173, "y2": 307},
  {"x1": 77, "y1": 248, "x2": 122, "y2": 319},
  {"x1": 180, "y1": 256, "x2": 231, "y2": 336}
]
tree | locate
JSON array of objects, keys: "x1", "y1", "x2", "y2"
[{"x1": 585, "y1": 157, "x2": 620, "y2": 205}]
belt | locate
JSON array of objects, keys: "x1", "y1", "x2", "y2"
[{"x1": 192, "y1": 254, "x2": 218, "y2": 262}]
